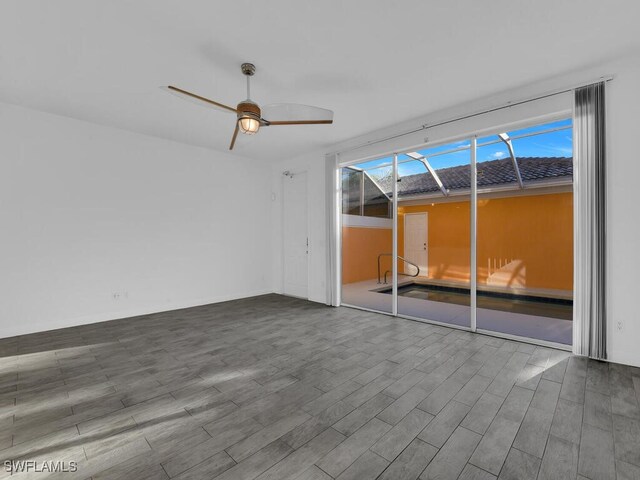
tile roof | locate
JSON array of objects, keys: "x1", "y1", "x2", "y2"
[{"x1": 378, "y1": 157, "x2": 572, "y2": 196}]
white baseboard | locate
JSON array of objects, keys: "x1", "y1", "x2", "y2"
[{"x1": 1, "y1": 289, "x2": 274, "y2": 340}]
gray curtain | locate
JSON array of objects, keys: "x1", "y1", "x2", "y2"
[{"x1": 573, "y1": 82, "x2": 607, "y2": 360}]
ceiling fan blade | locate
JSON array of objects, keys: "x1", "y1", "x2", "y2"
[
  {"x1": 162, "y1": 86, "x2": 237, "y2": 114},
  {"x1": 266, "y1": 120, "x2": 333, "y2": 126},
  {"x1": 229, "y1": 122, "x2": 239, "y2": 150},
  {"x1": 261, "y1": 103, "x2": 333, "y2": 125}
]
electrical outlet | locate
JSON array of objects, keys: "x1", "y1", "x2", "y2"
[
  {"x1": 617, "y1": 321, "x2": 623, "y2": 331},
  {"x1": 112, "y1": 292, "x2": 120, "y2": 300}
]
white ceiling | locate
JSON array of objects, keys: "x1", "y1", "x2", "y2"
[{"x1": 2, "y1": 1, "x2": 640, "y2": 161}]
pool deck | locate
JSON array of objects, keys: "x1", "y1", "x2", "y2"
[{"x1": 341, "y1": 277, "x2": 572, "y2": 346}]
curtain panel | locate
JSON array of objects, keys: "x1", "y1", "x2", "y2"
[{"x1": 573, "y1": 82, "x2": 607, "y2": 359}]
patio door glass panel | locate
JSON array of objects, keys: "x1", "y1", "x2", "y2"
[
  {"x1": 475, "y1": 119, "x2": 574, "y2": 345},
  {"x1": 396, "y1": 143, "x2": 471, "y2": 328},
  {"x1": 340, "y1": 158, "x2": 393, "y2": 314}
]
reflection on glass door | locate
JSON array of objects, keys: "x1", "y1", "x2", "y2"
[
  {"x1": 475, "y1": 119, "x2": 574, "y2": 345},
  {"x1": 394, "y1": 145, "x2": 471, "y2": 328},
  {"x1": 340, "y1": 158, "x2": 393, "y2": 314}
]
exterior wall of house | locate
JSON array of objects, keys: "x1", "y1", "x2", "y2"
[
  {"x1": 479, "y1": 192, "x2": 573, "y2": 291},
  {"x1": 399, "y1": 191, "x2": 573, "y2": 291},
  {"x1": 341, "y1": 226, "x2": 392, "y2": 284},
  {"x1": 342, "y1": 191, "x2": 573, "y2": 292},
  {"x1": 398, "y1": 199, "x2": 472, "y2": 284}
]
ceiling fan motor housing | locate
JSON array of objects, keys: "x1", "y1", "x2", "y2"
[{"x1": 237, "y1": 100, "x2": 261, "y2": 121}]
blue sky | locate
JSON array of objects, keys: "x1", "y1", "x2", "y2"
[{"x1": 352, "y1": 118, "x2": 572, "y2": 179}]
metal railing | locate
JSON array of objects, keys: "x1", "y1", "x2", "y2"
[{"x1": 377, "y1": 253, "x2": 421, "y2": 284}]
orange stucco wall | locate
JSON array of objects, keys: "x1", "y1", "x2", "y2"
[
  {"x1": 343, "y1": 192, "x2": 573, "y2": 291},
  {"x1": 398, "y1": 200, "x2": 471, "y2": 283},
  {"x1": 341, "y1": 226, "x2": 392, "y2": 284},
  {"x1": 476, "y1": 192, "x2": 573, "y2": 290}
]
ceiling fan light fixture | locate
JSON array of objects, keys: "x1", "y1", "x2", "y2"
[
  {"x1": 237, "y1": 100, "x2": 261, "y2": 135},
  {"x1": 238, "y1": 115, "x2": 260, "y2": 135}
]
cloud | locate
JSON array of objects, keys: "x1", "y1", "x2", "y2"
[
  {"x1": 491, "y1": 151, "x2": 506, "y2": 158},
  {"x1": 557, "y1": 146, "x2": 573, "y2": 155}
]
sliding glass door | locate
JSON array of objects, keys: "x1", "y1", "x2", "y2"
[
  {"x1": 475, "y1": 120, "x2": 574, "y2": 345},
  {"x1": 340, "y1": 158, "x2": 393, "y2": 314},
  {"x1": 395, "y1": 146, "x2": 471, "y2": 328},
  {"x1": 338, "y1": 117, "x2": 573, "y2": 346}
]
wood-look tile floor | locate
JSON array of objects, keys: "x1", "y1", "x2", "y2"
[{"x1": 1, "y1": 294, "x2": 639, "y2": 479}]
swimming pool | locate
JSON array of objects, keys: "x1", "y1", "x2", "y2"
[{"x1": 380, "y1": 283, "x2": 573, "y2": 320}]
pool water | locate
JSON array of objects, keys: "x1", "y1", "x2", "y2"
[{"x1": 382, "y1": 283, "x2": 573, "y2": 320}]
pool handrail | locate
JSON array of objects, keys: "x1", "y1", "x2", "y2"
[{"x1": 377, "y1": 253, "x2": 420, "y2": 284}]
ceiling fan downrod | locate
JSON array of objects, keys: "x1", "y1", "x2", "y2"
[{"x1": 241, "y1": 63, "x2": 255, "y2": 100}]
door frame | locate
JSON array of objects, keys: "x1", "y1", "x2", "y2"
[{"x1": 281, "y1": 170, "x2": 309, "y2": 299}]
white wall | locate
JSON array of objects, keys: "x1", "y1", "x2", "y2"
[
  {"x1": 604, "y1": 58, "x2": 640, "y2": 368},
  {"x1": 0, "y1": 103, "x2": 273, "y2": 338},
  {"x1": 272, "y1": 53, "x2": 640, "y2": 368}
]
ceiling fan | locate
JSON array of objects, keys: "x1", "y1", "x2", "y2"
[{"x1": 163, "y1": 63, "x2": 334, "y2": 150}]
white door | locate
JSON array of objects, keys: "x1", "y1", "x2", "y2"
[
  {"x1": 283, "y1": 172, "x2": 308, "y2": 298},
  {"x1": 404, "y1": 213, "x2": 428, "y2": 277}
]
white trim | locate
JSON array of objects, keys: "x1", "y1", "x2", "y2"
[
  {"x1": 335, "y1": 155, "x2": 342, "y2": 306},
  {"x1": 340, "y1": 303, "x2": 393, "y2": 316},
  {"x1": 341, "y1": 214, "x2": 392, "y2": 229},
  {"x1": 470, "y1": 136, "x2": 478, "y2": 332},
  {"x1": 397, "y1": 313, "x2": 473, "y2": 332},
  {"x1": 325, "y1": 153, "x2": 338, "y2": 305},
  {"x1": 475, "y1": 329, "x2": 572, "y2": 351},
  {"x1": 0, "y1": 289, "x2": 274, "y2": 340},
  {"x1": 392, "y1": 153, "x2": 398, "y2": 316}
]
